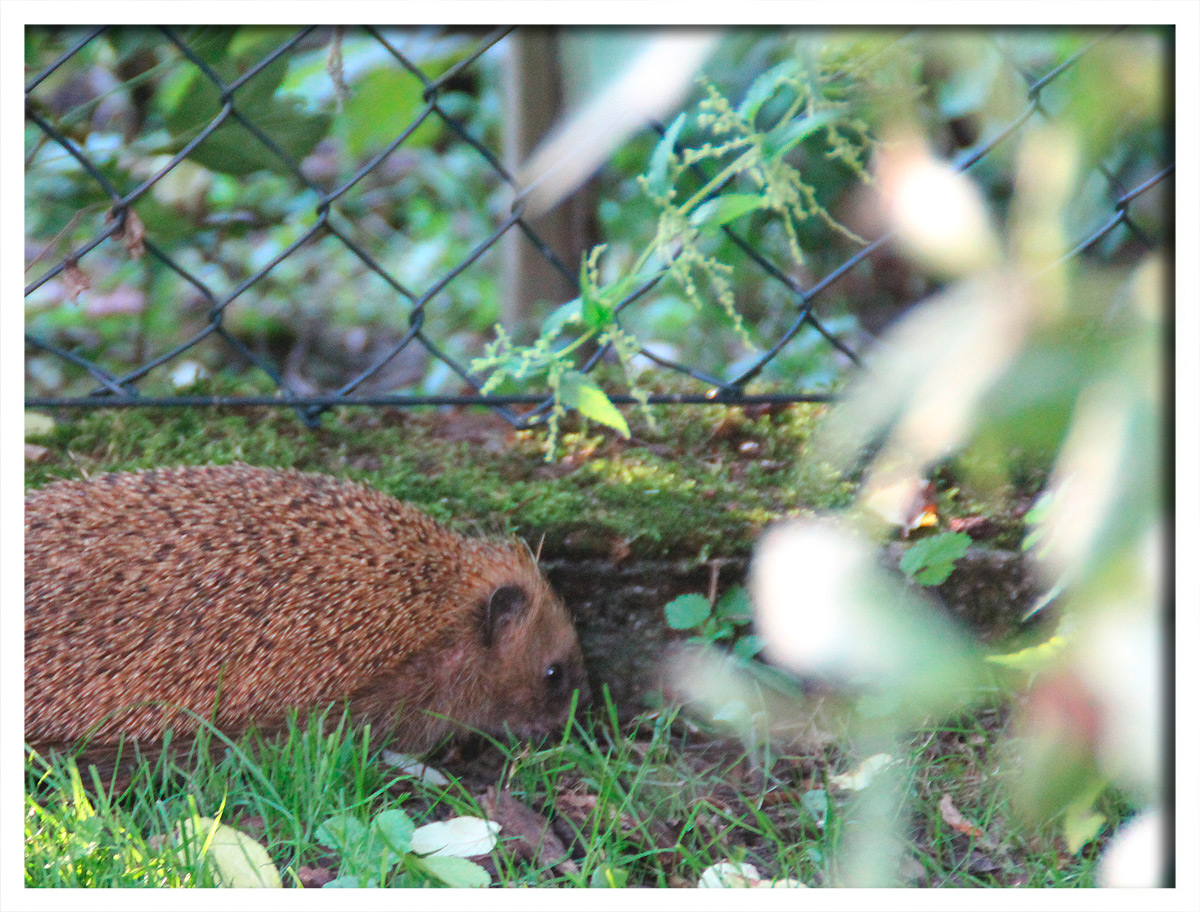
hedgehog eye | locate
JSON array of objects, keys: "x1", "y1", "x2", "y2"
[{"x1": 544, "y1": 662, "x2": 565, "y2": 691}]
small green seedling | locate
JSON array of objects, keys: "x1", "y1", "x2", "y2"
[{"x1": 664, "y1": 585, "x2": 765, "y2": 660}]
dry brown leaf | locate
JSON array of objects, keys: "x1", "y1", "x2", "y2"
[
  {"x1": 62, "y1": 260, "x2": 89, "y2": 302},
  {"x1": 297, "y1": 864, "x2": 335, "y2": 888},
  {"x1": 939, "y1": 793, "x2": 985, "y2": 838},
  {"x1": 479, "y1": 787, "x2": 578, "y2": 875},
  {"x1": 116, "y1": 208, "x2": 146, "y2": 259}
]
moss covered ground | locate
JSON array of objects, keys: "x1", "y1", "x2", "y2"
[{"x1": 25, "y1": 395, "x2": 856, "y2": 561}]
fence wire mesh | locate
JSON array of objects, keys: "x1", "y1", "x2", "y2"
[{"x1": 24, "y1": 26, "x2": 1173, "y2": 430}]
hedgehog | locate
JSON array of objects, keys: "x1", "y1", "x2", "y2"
[{"x1": 24, "y1": 464, "x2": 590, "y2": 766}]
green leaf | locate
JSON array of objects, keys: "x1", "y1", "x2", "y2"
[
  {"x1": 164, "y1": 52, "x2": 330, "y2": 176},
  {"x1": 165, "y1": 51, "x2": 284, "y2": 138},
  {"x1": 1062, "y1": 792, "x2": 1107, "y2": 854},
  {"x1": 664, "y1": 593, "x2": 712, "y2": 630},
  {"x1": 540, "y1": 298, "x2": 583, "y2": 338},
  {"x1": 582, "y1": 271, "x2": 658, "y2": 328},
  {"x1": 590, "y1": 864, "x2": 630, "y2": 888},
  {"x1": 738, "y1": 58, "x2": 803, "y2": 122},
  {"x1": 732, "y1": 634, "x2": 765, "y2": 660},
  {"x1": 898, "y1": 531, "x2": 971, "y2": 586},
  {"x1": 196, "y1": 101, "x2": 330, "y2": 177},
  {"x1": 688, "y1": 193, "x2": 763, "y2": 231},
  {"x1": 578, "y1": 247, "x2": 597, "y2": 298},
  {"x1": 324, "y1": 874, "x2": 361, "y2": 888},
  {"x1": 581, "y1": 293, "x2": 613, "y2": 331},
  {"x1": 316, "y1": 815, "x2": 367, "y2": 853},
  {"x1": 646, "y1": 112, "x2": 686, "y2": 195},
  {"x1": 708, "y1": 619, "x2": 734, "y2": 641},
  {"x1": 714, "y1": 585, "x2": 753, "y2": 623},
  {"x1": 800, "y1": 789, "x2": 829, "y2": 826},
  {"x1": 371, "y1": 808, "x2": 415, "y2": 857},
  {"x1": 557, "y1": 371, "x2": 630, "y2": 438},
  {"x1": 174, "y1": 817, "x2": 282, "y2": 888},
  {"x1": 341, "y1": 68, "x2": 440, "y2": 160},
  {"x1": 170, "y1": 26, "x2": 238, "y2": 67},
  {"x1": 413, "y1": 854, "x2": 491, "y2": 888},
  {"x1": 985, "y1": 634, "x2": 1069, "y2": 672},
  {"x1": 761, "y1": 109, "x2": 836, "y2": 160}
]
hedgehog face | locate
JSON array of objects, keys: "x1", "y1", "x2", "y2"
[{"x1": 468, "y1": 580, "x2": 591, "y2": 739}]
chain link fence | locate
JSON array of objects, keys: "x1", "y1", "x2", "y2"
[{"x1": 24, "y1": 26, "x2": 1172, "y2": 431}]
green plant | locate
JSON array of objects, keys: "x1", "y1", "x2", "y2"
[
  {"x1": 471, "y1": 48, "x2": 886, "y2": 457},
  {"x1": 316, "y1": 807, "x2": 494, "y2": 888},
  {"x1": 25, "y1": 681, "x2": 1115, "y2": 888},
  {"x1": 898, "y1": 531, "x2": 971, "y2": 586},
  {"x1": 664, "y1": 585, "x2": 765, "y2": 661},
  {"x1": 24, "y1": 26, "x2": 506, "y2": 398},
  {"x1": 25, "y1": 760, "x2": 205, "y2": 887}
]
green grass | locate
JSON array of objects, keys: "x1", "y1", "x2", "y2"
[{"x1": 24, "y1": 690, "x2": 1115, "y2": 889}]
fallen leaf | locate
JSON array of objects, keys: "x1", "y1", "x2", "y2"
[
  {"x1": 966, "y1": 849, "x2": 1002, "y2": 875},
  {"x1": 480, "y1": 786, "x2": 578, "y2": 874},
  {"x1": 710, "y1": 412, "x2": 743, "y2": 440},
  {"x1": 698, "y1": 861, "x2": 762, "y2": 887},
  {"x1": 939, "y1": 793, "x2": 985, "y2": 838},
  {"x1": 410, "y1": 816, "x2": 500, "y2": 858},
  {"x1": 297, "y1": 864, "x2": 335, "y2": 888},
  {"x1": 172, "y1": 816, "x2": 282, "y2": 888},
  {"x1": 379, "y1": 750, "x2": 450, "y2": 786},
  {"x1": 412, "y1": 853, "x2": 491, "y2": 888},
  {"x1": 864, "y1": 474, "x2": 938, "y2": 534},
  {"x1": 697, "y1": 861, "x2": 807, "y2": 888},
  {"x1": 829, "y1": 753, "x2": 896, "y2": 792}
]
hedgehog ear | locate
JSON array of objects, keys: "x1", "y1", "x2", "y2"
[{"x1": 480, "y1": 584, "x2": 530, "y2": 648}]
